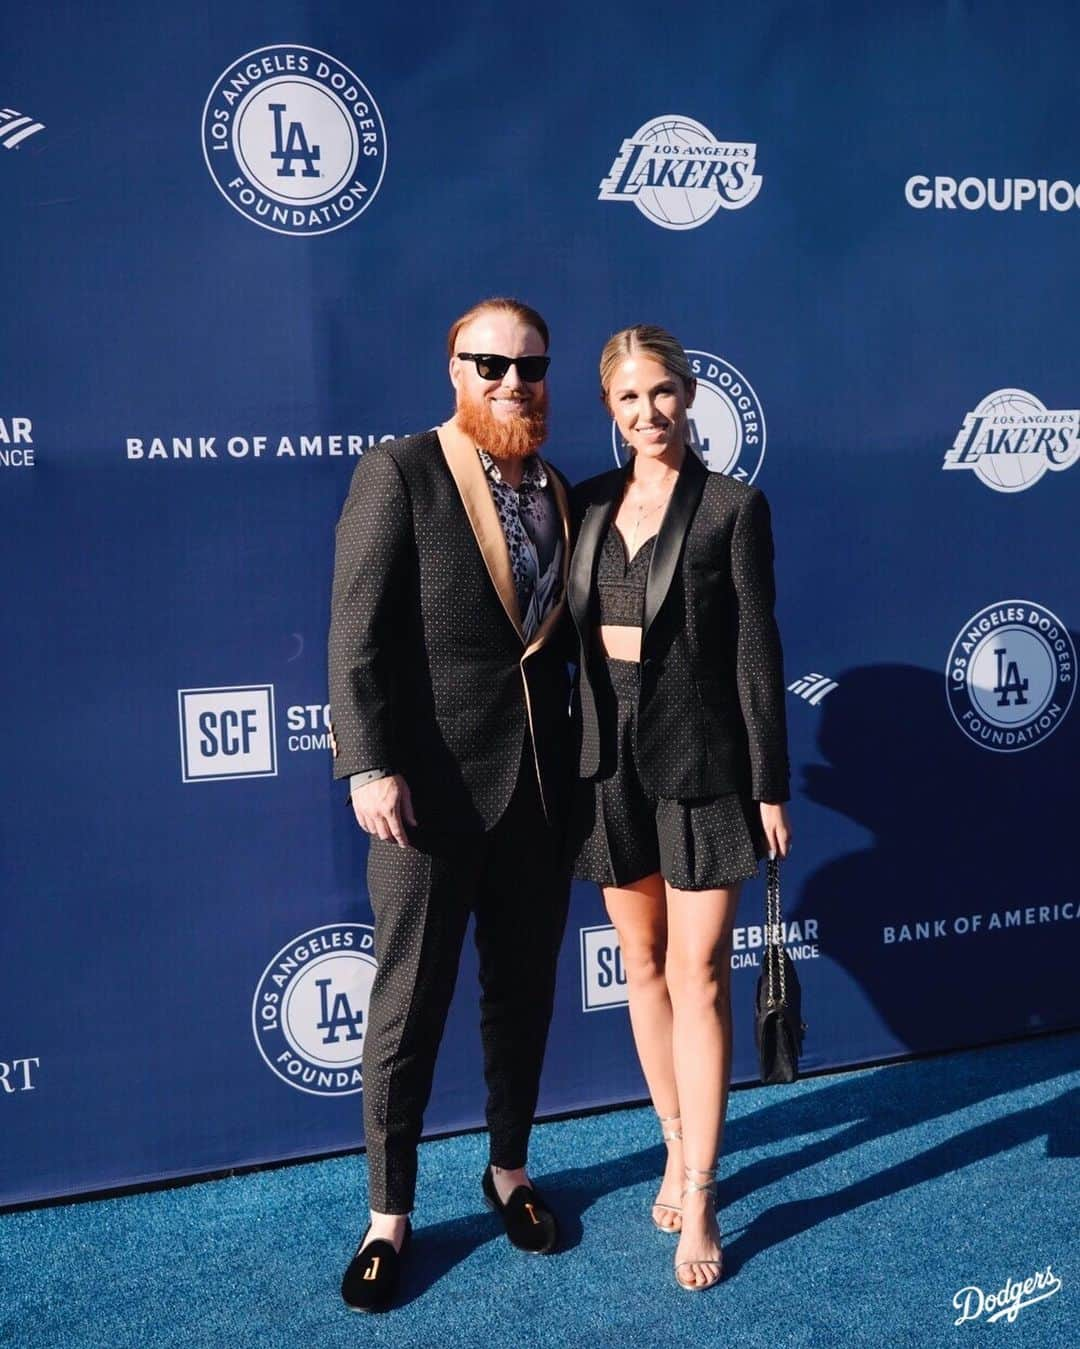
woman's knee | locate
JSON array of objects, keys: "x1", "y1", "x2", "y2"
[
  {"x1": 666, "y1": 953, "x2": 731, "y2": 1009},
  {"x1": 618, "y1": 938, "x2": 668, "y2": 988},
  {"x1": 605, "y1": 881, "x2": 668, "y2": 988}
]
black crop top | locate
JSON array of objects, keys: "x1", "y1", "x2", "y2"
[{"x1": 595, "y1": 522, "x2": 656, "y2": 627}]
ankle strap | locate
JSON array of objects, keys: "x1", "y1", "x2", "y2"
[
  {"x1": 683, "y1": 1165, "x2": 717, "y2": 1196},
  {"x1": 658, "y1": 1112, "x2": 682, "y2": 1142}
]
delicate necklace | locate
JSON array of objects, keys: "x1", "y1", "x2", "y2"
[{"x1": 624, "y1": 476, "x2": 675, "y2": 556}]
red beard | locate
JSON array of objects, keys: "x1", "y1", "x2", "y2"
[{"x1": 455, "y1": 387, "x2": 548, "y2": 460}]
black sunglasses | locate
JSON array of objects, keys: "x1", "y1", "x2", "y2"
[{"x1": 456, "y1": 352, "x2": 551, "y2": 382}]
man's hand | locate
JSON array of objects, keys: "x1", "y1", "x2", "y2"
[
  {"x1": 759, "y1": 802, "x2": 792, "y2": 860},
  {"x1": 351, "y1": 774, "x2": 417, "y2": 848}
]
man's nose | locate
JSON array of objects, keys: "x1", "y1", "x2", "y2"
[{"x1": 500, "y1": 362, "x2": 526, "y2": 391}]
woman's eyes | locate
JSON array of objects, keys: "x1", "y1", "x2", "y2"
[{"x1": 619, "y1": 387, "x2": 676, "y2": 402}]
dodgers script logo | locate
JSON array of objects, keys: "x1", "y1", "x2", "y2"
[
  {"x1": 946, "y1": 602, "x2": 1075, "y2": 752},
  {"x1": 945, "y1": 389, "x2": 1080, "y2": 493},
  {"x1": 599, "y1": 115, "x2": 761, "y2": 230},
  {"x1": 953, "y1": 1264, "x2": 1062, "y2": 1326},
  {"x1": 202, "y1": 45, "x2": 387, "y2": 236},
  {"x1": 252, "y1": 923, "x2": 376, "y2": 1096},
  {"x1": 611, "y1": 351, "x2": 765, "y2": 482}
]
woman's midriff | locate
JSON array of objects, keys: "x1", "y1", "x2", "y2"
[{"x1": 598, "y1": 625, "x2": 643, "y2": 662}]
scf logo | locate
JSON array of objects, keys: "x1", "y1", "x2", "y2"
[
  {"x1": 580, "y1": 925, "x2": 628, "y2": 1011},
  {"x1": 178, "y1": 685, "x2": 277, "y2": 781}
]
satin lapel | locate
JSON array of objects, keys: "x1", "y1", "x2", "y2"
[
  {"x1": 642, "y1": 450, "x2": 708, "y2": 643},
  {"x1": 567, "y1": 489, "x2": 618, "y2": 645},
  {"x1": 523, "y1": 458, "x2": 572, "y2": 658},
  {"x1": 437, "y1": 419, "x2": 523, "y2": 642}
]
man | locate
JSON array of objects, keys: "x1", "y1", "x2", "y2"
[{"x1": 328, "y1": 298, "x2": 573, "y2": 1313}]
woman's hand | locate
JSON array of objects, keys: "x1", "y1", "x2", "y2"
[{"x1": 759, "y1": 802, "x2": 792, "y2": 860}]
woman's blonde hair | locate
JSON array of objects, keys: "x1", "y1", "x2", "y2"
[{"x1": 598, "y1": 324, "x2": 694, "y2": 404}]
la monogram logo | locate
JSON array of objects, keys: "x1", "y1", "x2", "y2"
[
  {"x1": 202, "y1": 45, "x2": 387, "y2": 236},
  {"x1": 946, "y1": 602, "x2": 1075, "y2": 752},
  {"x1": 268, "y1": 103, "x2": 321, "y2": 179},
  {"x1": 992, "y1": 648, "x2": 1028, "y2": 710},
  {"x1": 252, "y1": 924, "x2": 377, "y2": 1096},
  {"x1": 315, "y1": 977, "x2": 364, "y2": 1045}
]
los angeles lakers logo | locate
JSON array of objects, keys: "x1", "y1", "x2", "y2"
[
  {"x1": 946, "y1": 602, "x2": 1075, "y2": 752},
  {"x1": 944, "y1": 388, "x2": 1080, "y2": 493},
  {"x1": 201, "y1": 45, "x2": 387, "y2": 236},
  {"x1": 599, "y1": 115, "x2": 762, "y2": 231},
  {"x1": 252, "y1": 923, "x2": 376, "y2": 1095}
]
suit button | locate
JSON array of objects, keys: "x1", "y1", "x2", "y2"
[{"x1": 642, "y1": 657, "x2": 654, "y2": 670}]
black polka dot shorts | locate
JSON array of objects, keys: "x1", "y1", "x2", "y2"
[{"x1": 570, "y1": 658, "x2": 768, "y2": 892}]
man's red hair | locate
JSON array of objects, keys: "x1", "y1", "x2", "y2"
[{"x1": 446, "y1": 297, "x2": 550, "y2": 357}]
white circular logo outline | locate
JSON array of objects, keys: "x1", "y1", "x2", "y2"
[
  {"x1": 945, "y1": 600, "x2": 1075, "y2": 753},
  {"x1": 201, "y1": 44, "x2": 387, "y2": 237},
  {"x1": 252, "y1": 921, "x2": 376, "y2": 1097}
]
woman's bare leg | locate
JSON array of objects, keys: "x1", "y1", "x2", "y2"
[
  {"x1": 603, "y1": 873, "x2": 683, "y2": 1230},
  {"x1": 665, "y1": 880, "x2": 741, "y2": 1287}
]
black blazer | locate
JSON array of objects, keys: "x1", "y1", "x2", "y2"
[
  {"x1": 567, "y1": 450, "x2": 790, "y2": 803},
  {"x1": 328, "y1": 421, "x2": 573, "y2": 833}
]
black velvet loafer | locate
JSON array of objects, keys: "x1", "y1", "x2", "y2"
[
  {"x1": 481, "y1": 1167, "x2": 558, "y2": 1254},
  {"x1": 340, "y1": 1220, "x2": 412, "y2": 1313}
]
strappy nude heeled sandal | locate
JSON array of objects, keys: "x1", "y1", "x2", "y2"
[
  {"x1": 674, "y1": 1166, "x2": 723, "y2": 1291},
  {"x1": 651, "y1": 1113, "x2": 682, "y2": 1233}
]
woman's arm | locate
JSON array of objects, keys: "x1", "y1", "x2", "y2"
[{"x1": 730, "y1": 488, "x2": 791, "y2": 807}]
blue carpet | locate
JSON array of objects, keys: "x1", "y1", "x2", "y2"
[{"x1": 3, "y1": 1033, "x2": 1076, "y2": 1348}]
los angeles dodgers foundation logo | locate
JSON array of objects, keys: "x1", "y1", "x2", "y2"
[
  {"x1": 252, "y1": 923, "x2": 376, "y2": 1096},
  {"x1": 599, "y1": 115, "x2": 761, "y2": 230},
  {"x1": 202, "y1": 45, "x2": 387, "y2": 236},
  {"x1": 611, "y1": 351, "x2": 765, "y2": 481},
  {"x1": 945, "y1": 389, "x2": 1079, "y2": 493},
  {"x1": 946, "y1": 602, "x2": 1075, "y2": 751}
]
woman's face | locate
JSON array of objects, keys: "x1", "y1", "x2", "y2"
[{"x1": 606, "y1": 354, "x2": 694, "y2": 461}]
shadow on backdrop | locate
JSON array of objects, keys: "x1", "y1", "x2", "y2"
[{"x1": 791, "y1": 650, "x2": 1079, "y2": 1056}]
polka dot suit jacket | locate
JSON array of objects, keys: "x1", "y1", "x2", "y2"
[
  {"x1": 567, "y1": 450, "x2": 790, "y2": 804},
  {"x1": 328, "y1": 422, "x2": 573, "y2": 832}
]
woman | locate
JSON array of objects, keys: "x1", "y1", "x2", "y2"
[{"x1": 566, "y1": 325, "x2": 793, "y2": 1291}]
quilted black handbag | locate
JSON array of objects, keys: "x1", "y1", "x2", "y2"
[{"x1": 754, "y1": 858, "x2": 806, "y2": 1084}]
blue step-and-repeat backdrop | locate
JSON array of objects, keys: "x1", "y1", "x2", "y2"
[{"x1": 2, "y1": 3, "x2": 1078, "y2": 1207}]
